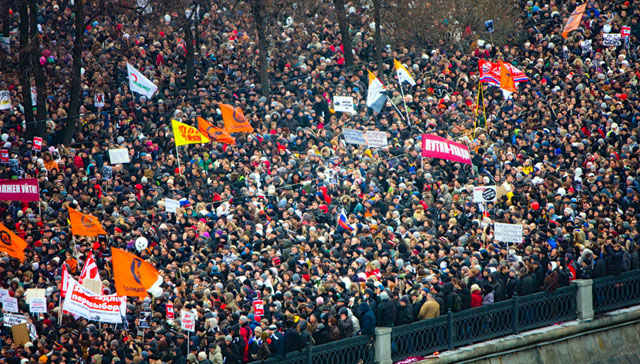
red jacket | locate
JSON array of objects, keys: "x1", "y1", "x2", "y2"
[{"x1": 471, "y1": 292, "x2": 483, "y2": 308}]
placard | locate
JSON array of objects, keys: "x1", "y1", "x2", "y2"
[
  {"x1": 166, "y1": 303, "x2": 174, "y2": 319},
  {"x1": 102, "y1": 166, "x2": 113, "y2": 180},
  {"x1": 343, "y1": 129, "x2": 367, "y2": 146},
  {"x1": 473, "y1": 186, "x2": 497, "y2": 203},
  {"x1": 485, "y1": 20, "x2": 495, "y2": 33},
  {"x1": 181, "y1": 310, "x2": 196, "y2": 332},
  {"x1": 0, "y1": 150, "x2": 8, "y2": 163},
  {"x1": 253, "y1": 300, "x2": 264, "y2": 316},
  {"x1": 24, "y1": 288, "x2": 45, "y2": 304},
  {"x1": 0, "y1": 178, "x2": 40, "y2": 201},
  {"x1": 333, "y1": 96, "x2": 356, "y2": 114},
  {"x1": 1, "y1": 295, "x2": 19, "y2": 313},
  {"x1": 365, "y1": 131, "x2": 388, "y2": 149},
  {"x1": 0, "y1": 288, "x2": 8, "y2": 299},
  {"x1": 94, "y1": 93, "x2": 105, "y2": 108},
  {"x1": 603, "y1": 33, "x2": 621, "y2": 47},
  {"x1": 32, "y1": 137, "x2": 43, "y2": 151},
  {"x1": 3, "y1": 313, "x2": 27, "y2": 327},
  {"x1": 421, "y1": 134, "x2": 472, "y2": 165},
  {"x1": 621, "y1": 26, "x2": 631, "y2": 39},
  {"x1": 29, "y1": 297, "x2": 47, "y2": 313},
  {"x1": 494, "y1": 222, "x2": 523, "y2": 244},
  {"x1": 12, "y1": 323, "x2": 30, "y2": 346},
  {"x1": 62, "y1": 277, "x2": 126, "y2": 324},
  {"x1": 164, "y1": 198, "x2": 180, "y2": 213},
  {"x1": 109, "y1": 148, "x2": 130, "y2": 164},
  {"x1": 30, "y1": 87, "x2": 37, "y2": 106},
  {"x1": 139, "y1": 312, "x2": 151, "y2": 328},
  {"x1": 0, "y1": 90, "x2": 10, "y2": 110}
]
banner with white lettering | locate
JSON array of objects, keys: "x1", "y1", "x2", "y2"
[
  {"x1": 494, "y1": 223, "x2": 523, "y2": 244},
  {"x1": 421, "y1": 134, "x2": 472, "y2": 165},
  {"x1": 0, "y1": 178, "x2": 40, "y2": 201},
  {"x1": 62, "y1": 278, "x2": 126, "y2": 324}
]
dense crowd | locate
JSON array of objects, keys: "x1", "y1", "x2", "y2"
[{"x1": 1, "y1": 0, "x2": 640, "y2": 363}]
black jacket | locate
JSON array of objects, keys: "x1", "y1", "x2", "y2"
[
  {"x1": 520, "y1": 273, "x2": 537, "y2": 296},
  {"x1": 395, "y1": 302, "x2": 414, "y2": 326},
  {"x1": 376, "y1": 298, "x2": 396, "y2": 327}
]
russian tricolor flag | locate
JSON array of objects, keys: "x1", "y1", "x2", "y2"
[{"x1": 337, "y1": 209, "x2": 354, "y2": 231}]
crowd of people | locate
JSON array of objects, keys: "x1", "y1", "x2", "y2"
[{"x1": 1, "y1": 0, "x2": 640, "y2": 363}]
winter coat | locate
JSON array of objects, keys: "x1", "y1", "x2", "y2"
[
  {"x1": 338, "y1": 317, "x2": 354, "y2": 338},
  {"x1": 505, "y1": 276, "x2": 521, "y2": 299},
  {"x1": 395, "y1": 303, "x2": 414, "y2": 326},
  {"x1": 418, "y1": 298, "x2": 440, "y2": 320},
  {"x1": 359, "y1": 302, "x2": 376, "y2": 336},
  {"x1": 376, "y1": 298, "x2": 396, "y2": 327},
  {"x1": 482, "y1": 291, "x2": 494, "y2": 305},
  {"x1": 459, "y1": 288, "x2": 472, "y2": 310},
  {"x1": 470, "y1": 291, "x2": 483, "y2": 308},
  {"x1": 520, "y1": 273, "x2": 537, "y2": 296},
  {"x1": 544, "y1": 270, "x2": 559, "y2": 292},
  {"x1": 268, "y1": 331, "x2": 285, "y2": 358}
]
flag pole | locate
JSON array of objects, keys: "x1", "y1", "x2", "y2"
[
  {"x1": 175, "y1": 144, "x2": 181, "y2": 175},
  {"x1": 398, "y1": 83, "x2": 411, "y2": 125},
  {"x1": 386, "y1": 96, "x2": 406, "y2": 121}
]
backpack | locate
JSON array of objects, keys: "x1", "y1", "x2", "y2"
[{"x1": 452, "y1": 293, "x2": 463, "y2": 312}]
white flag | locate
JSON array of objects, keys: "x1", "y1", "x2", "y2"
[
  {"x1": 366, "y1": 70, "x2": 386, "y2": 113},
  {"x1": 127, "y1": 63, "x2": 157, "y2": 98},
  {"x1": 394, "y1": 59, "x2": 416, "y2": 86}
]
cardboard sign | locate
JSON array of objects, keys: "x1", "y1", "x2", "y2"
[
  {"x1": 29, "y1": 297, "x2": 47, "y2": 313},
  {"x1": 25, "y1": 288, "x2": 45, "y2": 304},
  {"x1": 32, "y1": 137, "x2": 43, "y2": 151},
  {"x1": 12, "y1": 323, "x2": 30, "y2": 346},
  {"x1": 494, "y1": 222, "x2": 523, "y2": 244},
  {"x1": 3, "y1": 313, "x2": 28, "y2": 327},
  {"x1": 164, "y1": 198, "x2": 180, "y2": 213},
  {"x1": 473, "y1": 186, "x2": 497, "y2": 203},
  {"x1": 343, "y1": 129, "x2": 367, "y2": 146},
  {"x1": 1, "y1": 295, "x2": 19, "y2": 313},
  {"x1": 603, "y1": 33, "x2": 621, "y2": 47},
  {"x1": 94, "y1": 93, "x2": 105, "y2": 108},
  {"x1": 166, "y1": 303, "x2": 174, "y2": 319},
  {"x1": 0, "y1": 150, "x2": 8, "y2": 163},
  {"x1": 621, "y1": 26, "x2": 631, "y2": 39},
  {"x1": 181, "y1": 310, "x2": 196, "y2": 332},
  {"x1": 253, "y1": 300, "x2": 264, "y2": 316},
  {"x1": 82, "y1": 278, "x2": 102, "y2": 295},
  {"x1": 109, "y1": 148, "x2": 130, "y2": 164},
  {"x1": 333, "y1": 96, "x2": 356, "y2": 114},
  {"x1": 365, "y1": 131, "x2": 388, "y2": 149},
  {"x1": 0, "y1": 90, "x2": 10, "y2": 110}
]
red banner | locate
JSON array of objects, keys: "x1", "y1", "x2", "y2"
[
  {"x1": 0, "y1": 178, "x2": 39, "y2": 201},
  {"x1": 421, "y1": 134, "x2": 472, "y2": 165},
  {"x1": 0, "y1": 150, "x2": 8, "y2": 163},
  {"x1": 253, "y1": 300, "x2": 264, "y2": 316},
  {"x1": 166, "y1": 303, "x2": 174, "y2": 319},
  {"x1": 33, "y1": 137, "x2": 43, "y2": 151}
]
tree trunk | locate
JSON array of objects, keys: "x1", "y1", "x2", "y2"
[
  {"x1": 373, "y1": 0, "x2": 383, "y2": 75},
  {"x1": 334, "y1": 0, "x2": 353, "y2": 68},
  {"x1": 184, "y1": 17, "x2": 195, "y2": 89},
  {"x1": 251, "y1": 0, "x2": 270, "y2": 99},
  {"x1": 18, "y1": 0, "x2": 35, "y2": 131},
  {"x1": 1, "y1": 0, "x2": 10, "y2": 38},
  {"x1": 29, "y1": 0, "x2": 47, "y2": 137},
  {"x1": 62, "y1": 0, "x2": 84, "y2": 144}
]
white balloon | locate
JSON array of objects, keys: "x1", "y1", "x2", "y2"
[
  {"x1": 603, "y1": 24, "x2": 611, "y2": 33},
  {"x1": 1, "y1": 133, "x2": 7, "y2": 142},
  {"x1": 147, "y1": 275, "x2": 164, "y2": 297},
  {"x1": 135, "y1": 237, "x2": 148, "y2": 252}
]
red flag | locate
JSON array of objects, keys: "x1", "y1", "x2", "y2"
[
  {"x1": 79, "y1": 253, "x2": 101, "y2": 284},
  {"x1": 319, "y1": 186, "x2": 332, "y2": 204},
  {"x1": 61, "y1": 264, "x2": 70, "y2": 297}
]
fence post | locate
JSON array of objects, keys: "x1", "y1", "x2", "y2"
[
  {"x1": 374, "y1": 327, "x2": 393, "y2": 364},
  {"x1": 512, "y1": 294, "x2": 520, "y2": 334},
  {"x1": 305, "y1": 341, "x2": 312, "y2": 364},
  {"x1": 447, "y1": 309, "x2": 454, "y2": 350},
  {"x1": 572, "y1": 279, "x2": 594, "y2": 320}
]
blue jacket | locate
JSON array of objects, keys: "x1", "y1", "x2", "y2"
[{"x1": 359, "y1": 302, "x2": 376, "y2": 336}]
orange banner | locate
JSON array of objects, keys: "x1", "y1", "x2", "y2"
[
  {"x1": 562, "y1": 3, "x2": 587, "y2": 39},
  {"x1": 68, "y1": 206, "x2": 107, "y2": 236},
  {"x1": 220, "y1": 104, "x2": 254, "y2": 134},
  {"x1": 0, "y1": 223, "x2": 28, "y2": 262},
  {"x1": 499, "y1": 61, "x2": 516, "y2": 93},
  {"x1": 197, "y1": 117, "x2": 236, "y2": 145},
  {"x1": 111, "y1": 247, "x2": 159, "y2": 298}
]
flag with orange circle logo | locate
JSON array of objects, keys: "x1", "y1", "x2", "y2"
[
  {"x1": 220, "y1": 104, "x2": 254, "y2": 134},
  {"x1": 68, "y1": 206, "x2": 107, "y2": 236},
  {"x1": 0, "y1": 222, "x2": 28, "y2": 262},
  {"x1": 111, "y1": 247, "x2": 160, "y2": 298}
]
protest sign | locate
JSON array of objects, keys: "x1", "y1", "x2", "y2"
[
  {"x1": 0, "y1": 90, "x2": 10, "y2": 110},
  {"x1": 166, "y1": 303, "x2": 174, "y2": 319},
  {"x1": 603, "y1": 33, "x2": 621, "y2": 47},
  {"x1": 0, "y1": 150, "x2": 8, "y2": 163},
  {"x1": 0, "y1": 179, "x2": 40, "y2": 201},
  {"x1": 485, "y1": 20, "x2": 495, "y2": 33},
  {"x1": 181, "y1": 310, "x2": 196, "y2": 332},
  {"x1": 94, "y1": 93, "x2": 105, "y2": 107},
  {"x1": 29, "y1": 297, "x2": 47, "y2": 314},
  {"x1": 32, "y1": 137, "x2": 42, "y2": 151},
  {"x1": 333, "y1": 96, "x2": 356, "y2": 114},
  {"x1": 102, "y1": 166, "x2": 113, "y2": 180},
  {"x1": 343, "y1": 129, "x2": 367, "y2": 145},
  {"x1": 494, "y1": 223, "x2": 523, "y2": 244},
  {"x1": 621, "y1": 26, "x2": 631, "y2": 39},
  {"x1": 164, "y1": 198, "x2": 180, "y2": 213},
  {"x1": 1, "y1": 295, "x2": 19, "y2": 313},
  {"x1": 421, "y1": 134, "x2": 472, "y2": 165},
  {"x1": 109, "y1": 148, "x2": 130, "y2": 164},
  {"x1": 12, "y1": 323, "x2": 30, "y2": 346},
  {"x1": 473, "y1": 186, "x2": 497, "y2": 203},
  {"x1": 3, "y1": 313, "x2": 27, "y2": 327},
  {"x1": 139, "y1": 312, "x2": 151, "y2": 328},
  {"x1": 62, "y1": 278, "x2": 126, "y2": 324},
  {"x1": 365, "y1": 131, "x2": 388, "y2": 148},
  {"x1": 30, "y1": 87, "x2": 37, "y2": 106},
  {"x1": 253, "y1": 300, "x2": 264, "y2": 317}
]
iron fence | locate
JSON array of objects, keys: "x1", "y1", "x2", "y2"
[
  {"x1": 390, "y1": 314, "x2": 449, "y2": 361},
  {"x1": 593, "y1": 269, "x2": 640, "y2": 313}
]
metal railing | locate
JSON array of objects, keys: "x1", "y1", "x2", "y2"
[
  {"x1": 593, "y1": 269, "x2": 640, "y2": 313},
  {"x1": 391, "y1": 285, "x2": 577, "y2": 360},
  {"x1": 248, "y1": 334, "x2": 374, "y2": 364}
]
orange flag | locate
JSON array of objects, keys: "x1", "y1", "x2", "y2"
[
  {"x1": 0, "y1": 223, "x2": 28, "y2": 262},
  {"x1": 68, "y1": 206, "x2": 107, "y2": 236},
  {"x1": 197, "y1": 117, "x2": 236, "y2": 145},
  {"x1": 111, "y1": 247, "x2": 159, "y2": 298},
  {"x1": 562, "y1": 3, "x2": 587, "y2": 39},
  {"x1": 499, "y1": 61, "x2": 516, "y2": 93},
  {"x1": 220, "y1": 104, "x2": 254, "y2": 134}
]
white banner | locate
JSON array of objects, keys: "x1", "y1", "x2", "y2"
[
  {"x1": 0, "y1": 90, "x2": 10, "y2": 110},
  {"x1": 3, "y1": 313, "x2": 27, "y2": 327},
  {"x1": 164, "y1": 198, "x2": 180, "y2": 213},
  {"x1": 29, "y1": 297, "x2": 47, "y2": 314},
  {"x1": 1, "y1": 295, "x2": 18, "y2": 313},
  {"x1": 365, "y1": 131, "x2": 388, "y2": 149},
  {"x1": 473, "y1": 186, "x2": 497, "y2": 203},
  {"x1": 603, "y1": 33, "x2": 621, "y2": 47},
  {"x1": 109, "y1": 148, "x2": 130, "y2": 164},
  {"x1": 494, "y1": 223, "x2": 523, "y2": 244},
  {"x1": 62, "y1": 278, "x2": 126, "y2": 324},
  {"x1": 127, "y1": 63, "x2": 158, "y2": 99},
  {"x1": 343, "y1": 129, "x2": 367, "y2": 146},
  {"x1": 181, "y1": 310, "x2": 196, "y2": 332},
  {"x1": 333, "y1": 96, "x2": 356, "y2": 114}
]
